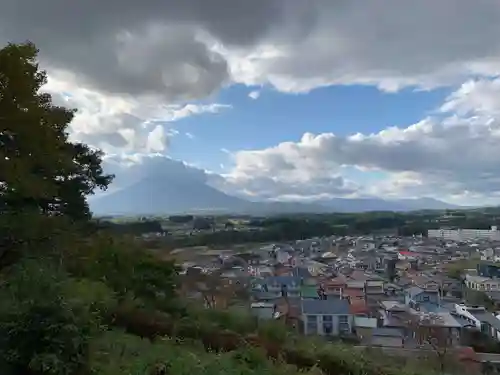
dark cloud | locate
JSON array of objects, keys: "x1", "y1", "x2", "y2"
[{"x1": 2, "y1": 0, "x2": 500, "y2": 99}]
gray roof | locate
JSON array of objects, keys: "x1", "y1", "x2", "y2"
[
  {"x1": 252, "y1": 291, "x2": 280, "y2": 301},
  {"x1": 405, "y1": 286, "x2": 424, "y2": 297},
  {"x1": 486, "y1": 291, "x2": 500, "y2": 302},
  {"x1": 372, "y1": 327, "x2": 404, "y2": 337},
  {"x1": 301, "y1": 299, "x2": 350, "y2": 315},
  {"x1": 474, "y1": 313, "x2": 500, "y2": 331}
]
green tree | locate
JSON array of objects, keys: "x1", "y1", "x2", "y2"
[
  {"x1": 0, "y1": 259, "x2": 110, "y2": 375},
  {"x1": 0, "y1": 42, "x2": 113, "y2": 221}
]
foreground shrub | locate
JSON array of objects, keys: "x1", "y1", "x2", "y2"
[
  {"x1": 0, "y1": 259, "x2": 110, "y2": 375},
  {"x1": 90, "y1": 330, "x2": 301, "y2": 375},
  {"x1": 63, "y1": 233, "x2": 180, "y2": 312}
]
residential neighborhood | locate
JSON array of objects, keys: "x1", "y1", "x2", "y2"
[{"x1": 177, "y1": 229, "x2": 500, "y2": 374}]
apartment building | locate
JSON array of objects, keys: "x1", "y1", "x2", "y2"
[
  {"x1": 465, "y1": 274, "x2": 500, "y2": 292},
  {"x1": 301, "y1": 299, "x2": 352, "y2": 336},
  {"x1": 428, "y1": 226, "x2": 500, "y2": 241}
]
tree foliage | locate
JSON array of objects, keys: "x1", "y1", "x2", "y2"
[
  {"x1": 0, "y1": 259, "x2": 110, "y2": 375},
  {"x1": 0, "y1": 42, "x2": 113, "y2": 221}
]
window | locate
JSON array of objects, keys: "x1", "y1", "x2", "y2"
[
  {"x1": 323, "y1": 323, "x2": 333, "y2": 335},
  {"x1": 323, "y1": 315, "x2": 333, "y2": 322},
  {"x1": 422, "y1": 295, "x2": 430, "y2": 302},
  {"x1": 338, "y1": 315, "x2": 350, "y2": 334},
  {"x1": 307, "y1": 315, "x2": 317, "y2": 324},
  {"x1": 306, "y1": 315, "x2": 318, "y2": 335}
]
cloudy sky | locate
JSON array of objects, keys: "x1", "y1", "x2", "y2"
[{"x1": 2, "y1": 0, "x2": 500, "y2": 206}]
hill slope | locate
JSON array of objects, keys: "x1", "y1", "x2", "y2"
[{"x1": 89, "y1": 173, "x2": 459, "y2": 215}]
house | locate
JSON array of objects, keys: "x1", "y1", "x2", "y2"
[
  {"x1": 251, "y1": 290, "x2": 281, "y2": 303},
  {"x1": 368, "y1": 327, "x2": 405, "y2": 347},
  {"x1": 410, "y1": 311, "x2": 462, "y2": 347},
  {"x1": 349, "y1": 300, "x2": 370, "y2": 316},
  {"x1": 470, "y1": 312, "x2": 500, "y2": 342},
  {"x1": 485, "y1": 291, "x2": 500, "y2": 309},
  {"x1": 301, "y1": 299, "x2": 352, "y2": 336},
  {"x1": 263, "y1": 276, "x2": 301, "y2": 297},
  {"x1": 465, "y1": 274, "x2": 500, "y2": 292},
  {"x1": 365, "y1": 280, "x2": 385, "y2": 294},
  {"x1": 404, "y1": 286, "x2": 440, "y2": 306},
  {"x1": 353, "y1": 315, "x2": 377, "y2": 339},
  {"x1": 250, "y1": 302, "x2": 276, "y2": 320},
  {"x1": 320, "y1": 276, "x2": 346, "y2": 297},
  {"x1": 454, "y1": 304, "x2": 486, "y2": 330},
  {"x1": 301, "y1": 284, "x2": 321, "y2": 299},
  {"x1": 292, "y1": 266, "x2": 315, "y2": 284},
  {"x1": 410, "y1": 275, "x2": 440, "y2": 290},
  {"x1": 379, "y1": 300, "x2": 409, "y2": 329},
  {"x1": 477, "y1": 262, "x2": 500, "y2": 279}
]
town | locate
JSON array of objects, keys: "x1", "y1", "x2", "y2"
[{"x1": 162, "y1": 223, "x2": 500, "y2": 374}]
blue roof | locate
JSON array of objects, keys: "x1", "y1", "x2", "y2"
[{"x1": 301, "y1": 299, "x2": 350, "y2": 315}]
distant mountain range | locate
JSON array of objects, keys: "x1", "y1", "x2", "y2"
[{"x1": 89, "y1": 172, "x2": 460, "y2": 216}]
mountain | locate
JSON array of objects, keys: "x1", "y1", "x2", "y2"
[
  {"x1": 89, "y1": 175, "x2": 249, "y2": 216},
  {"x1": 89, "y1": 174, "x2": 460, "y2": 216},
  {"x1": 316, "y1": 197, "x2": 460, "y2": 212}
]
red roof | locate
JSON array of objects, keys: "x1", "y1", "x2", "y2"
[
  {"x1": 349, "y1": 301, "x2": 369, "y2": 315},
  {"x1": 399, "y1": 250, "x2": 417, "y2": 256}
]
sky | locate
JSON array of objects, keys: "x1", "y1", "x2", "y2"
[{"x1": 2, "y1": 0, "x2": 500, "y2": 206}]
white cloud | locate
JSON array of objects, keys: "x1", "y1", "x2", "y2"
[
  {"x1": 185, "y1": 132, "x2": 195, "y2": 139},
  {"x1": 220, "y1": 77, "x2": 500, "y2": 205},
  {"x1": 43, "y1": 74, "x2": 230, "y2": 153},
  {"x1": 248, "y1": 90, "x2": 261, "y2": 100}
]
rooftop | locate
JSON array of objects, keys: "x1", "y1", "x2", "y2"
[
  {"x1": 465, "y1": 274, "x2": 492, "y2": 283},
  {"x1": 472, "y1": 312, "x2": 500, "y2": 331},
  {"x1": 301, "y1": 299, "x2": 350, "y2": 315}
]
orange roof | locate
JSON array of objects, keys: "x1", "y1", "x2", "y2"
[
  {"x1": 349, "y1": 301, "x2": 369, "y2": 315},
  {"x1": 343, "y1": 288, "x2": 365, "y2": 298}
]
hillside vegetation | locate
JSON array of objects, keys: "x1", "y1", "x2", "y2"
[{"x1": 0, "y1": 42, "x2": 439, "y2": 375}]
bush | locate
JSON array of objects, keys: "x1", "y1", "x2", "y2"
[
  {"x1": 90, "y1": 330, "x2": 298, "y2": 375},
  {"x1": 63, "y1": 233, "x2": 180, "y2": 312},
  {"x1": 0, "y1": 259, "x2": 107, "y2": 375}
]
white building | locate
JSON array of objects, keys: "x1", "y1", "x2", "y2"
[
  {"x1": 428, "y1": 226, "x2": 500, "y2": 241},
  {"x1": 454, "y1": 304, "x2": 486, "y2": 329},
  {"x1": 465, "y1": 274, "x2": 500, "y2": 292}
]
